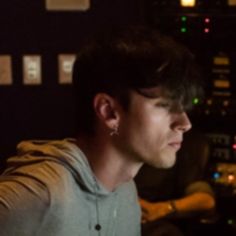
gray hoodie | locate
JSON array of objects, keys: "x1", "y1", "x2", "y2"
[{"x1": 0, "y1": 139, "x2": 141, "y2": 236}]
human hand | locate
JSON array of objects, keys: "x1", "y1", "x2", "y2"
[{"x1": 139, "y1": 198, "x2": 175, "y2": 223}]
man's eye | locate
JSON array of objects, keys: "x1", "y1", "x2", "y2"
[{"x1": 156, "y1": 102, "x2": 171, "y2": 108}]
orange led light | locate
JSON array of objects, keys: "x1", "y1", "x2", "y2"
[{"x1": 228, "y1": 174, "x2": 235, "y2": 182}]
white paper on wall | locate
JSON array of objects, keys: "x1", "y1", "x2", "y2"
[
  {"x1": 0, "y1": 55, "x2": 12, "y2": 85},
  {"x1": 46, "y1": 0, "x2": 90, "y2": 11},
  {"x1": 228, "y1": 0, "x2": 236, "y2": 6}
]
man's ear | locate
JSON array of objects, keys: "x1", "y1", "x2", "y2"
[{"x1": 93, "y1": 93, "x2": 120, "y2": 129}]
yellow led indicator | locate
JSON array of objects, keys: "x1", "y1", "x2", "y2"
[
  {"x1": 228, "y1": 0, "x2": 236, "y2": 6},
  {"x1": 213, "y1": 79, "x2": 230, "y2": 88},
  {"x1": 180, "y1": 0, "x2": 196, "y2": 7},
  {"x1": 213, "y1": 56, "x2": 230, "y2": 65}
]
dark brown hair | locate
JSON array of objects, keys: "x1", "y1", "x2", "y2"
[{"x1": 73, "y1": 25, "x2": 203, "y2": 135}]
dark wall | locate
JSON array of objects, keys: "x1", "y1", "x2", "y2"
[{"x1": 0, "y1": 0, "x2": 144, "y2": 167}]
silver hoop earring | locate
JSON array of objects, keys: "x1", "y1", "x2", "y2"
[{"x1": 110, "y1": 126, "x2": 119, "y2": 136}]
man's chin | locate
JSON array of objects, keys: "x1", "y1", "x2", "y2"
[
  {"x1": 162, "y1": 159, "x2": 176, "y2": 169},
  {"x1": 149, "y1": 154, "x2": 177, "y2": 169}
]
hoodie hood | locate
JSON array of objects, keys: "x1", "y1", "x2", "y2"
[{"x1": 4, "y1": 139, "x2": 110, "y2": 196}]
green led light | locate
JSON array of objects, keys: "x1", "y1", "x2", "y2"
[
  {"x1": 181, "y1": 27, "x2": 187, "y2": 33},
  {"x1": 227, "y1": 219, "x2": 234, "y2": 225},
  {"x1": 193, "y1": 98, "x2": 199, "y2": 105},
  {"x1": 181, "y1": 16, "x2": 187, "y2": 22}
]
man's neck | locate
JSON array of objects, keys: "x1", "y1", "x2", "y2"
[{"x1": 76, "y1": 135, "x2": 142, "y2": 191}]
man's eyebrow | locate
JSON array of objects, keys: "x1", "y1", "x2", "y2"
[{"x1": 135, "y1": 88, "x2": 162, "y2": 99}]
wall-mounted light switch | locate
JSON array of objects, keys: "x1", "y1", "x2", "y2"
[
  {"x1": 23, "y1": 55, "x2": 42, "y2": 85},
  {"x1": 58, "y1": 54, "x2": 76, "y2": 84}
]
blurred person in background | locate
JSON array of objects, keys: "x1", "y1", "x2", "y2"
[{"x1": 135, "y1": 130, "x2": 216, "y2": 236}]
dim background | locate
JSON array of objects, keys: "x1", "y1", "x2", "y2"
[
  {"x1": 1, "y1": 0, "x2": 236, "y2": 234},
  {"x1": 0, "y1": 0, "x2": 144, "y2": 166}
]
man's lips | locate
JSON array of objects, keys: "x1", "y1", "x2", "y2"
[{"x1": 168, "y1": 142, "x2": 182, "y2": 150}]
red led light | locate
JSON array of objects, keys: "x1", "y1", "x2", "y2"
[
  {"x1": 204, "y1": 28, "x2": 210, "y2": 33},
  {"x1": 233, "y1": 144, "x2": 236, "y2": 150},
  {"x1": 205, "y1": 18, "x2": 210, "y2": 23}
]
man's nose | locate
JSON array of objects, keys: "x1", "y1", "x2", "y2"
[{"x1": 171, "y1": 112, "x2": 192, "y2": 133}]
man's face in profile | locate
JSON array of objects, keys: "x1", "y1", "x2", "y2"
[{"x1": 115, "y1": 87, "x2": 192, "y2": 169}]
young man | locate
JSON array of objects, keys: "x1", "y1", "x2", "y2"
[{"x1": 0, "y1": 25, "x2": 202, "y2": 236}]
